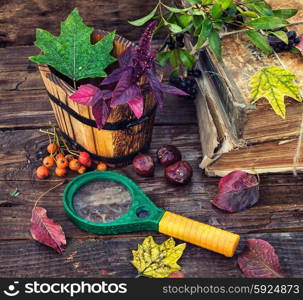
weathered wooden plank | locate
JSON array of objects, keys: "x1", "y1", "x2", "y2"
[
  {"x1": 1, "y1": 126, "x2": 303, "y2": 239},
  {"x1": 0, "y1": 0, "x2": 161, "y2": 47},
  {"x1": 0, "y1": 46, "x2": 39, "y2": 72},
  {"x1": 0, "y1": 232, "x2": 302, "y2": 277},
  {"x1": 1, "y1": 192, "x2": 302, "y2": 239}
]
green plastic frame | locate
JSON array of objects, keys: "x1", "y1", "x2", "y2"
[{"x1": 63, "y1": 171, "x2": 165, "y2": 235}]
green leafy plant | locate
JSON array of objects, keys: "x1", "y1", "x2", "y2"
[
  {"x1": 129, "y1": 0, "x2": 298, "y2": 75},
  {"x1": 29, "y1": 8, "x2": 116, "y2": 88},
  {"x1": 249, "y1": 66, "x2": 302, "y2": 119},
  {"x1": 30, "y1": 10, "x2": 187, "y2": 129}
]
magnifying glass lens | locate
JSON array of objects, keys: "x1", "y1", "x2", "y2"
[{"x1": 73, "y1": 180, "x2": 132, "y2": 223}]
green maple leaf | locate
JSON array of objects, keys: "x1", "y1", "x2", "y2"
[
  {"x1": 131, "y1": 236, "x2": 186, "y2": 278},
  {"x1": 249, "y1": 66, "x2": 302, "y2": 119},
  {"x1": 29, "y1": 8, "x2": 116, "y2": 81}
]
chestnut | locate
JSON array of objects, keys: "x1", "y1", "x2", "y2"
[
  {"x1": 156, "y1": 145, "x2": 182, "y2": 167},
  {"x1": 165, "y1": 161, "x2": 193, "y2": 185},
  {"x1": 132, "y1": 153, "x2": 155, "y2": 177}
]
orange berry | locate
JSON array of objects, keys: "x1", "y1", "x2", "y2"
[
  {"x1": 47, "y1": 143, "x2": 58, "y2": 154},
  {"x1": 65, "y1": 154, "x2": 74, "y2": 162},
  {"x1": 55, "y1": 153, "x2": 65, "y2": 160},
  {"x1": 69, "y1": 159, "x2": 81, "y2": 171},
  {"x1": 43, "y1": 156, "x2": 55, "y2": 168},
  {"x1": 78, "y1": 165, "x2": 86, "y2": 174},
  {"x1": 96, "y1": 162, "x2": 107, "y2": 171},
  {"x1": 56, "y1": 157, "x2": 69, "y2": 169},
  {"x1": 55, "y1": 167, "x2": 67, "y2": 177},
  {"x1": 36, "y1": 165, "x2": 50, "y2": 179}
]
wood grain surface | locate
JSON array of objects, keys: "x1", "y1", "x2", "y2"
[
  {"x1": 1, "y1": 44, "x2": 303, "y2": 278},
  {"x1": 0, "y1": 0, "x2": 162, "y2": 47}
]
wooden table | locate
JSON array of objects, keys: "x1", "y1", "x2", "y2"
[{"x1": 0, "y1": 45, "x2": 303, "y2": 278}]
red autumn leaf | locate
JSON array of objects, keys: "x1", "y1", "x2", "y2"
[
  {"x1": 238, "y1": 239, "x2": 285, "y2": 278},
  {"x1": 295, "y1": 34, "x2": 303, "y2": 55},
  {"x1": 70, "y1": 84, "x2": 100, "y2": 105},
  {"x1": 30, "y1": 207, "x2": 66, "y2": 254},
  {"x1": 128, "y1": 96, "x2": 144, "y2": 119},
  {"x1": 92, "y1": 99, "x2": 111, "y2": 129},
  {"x1": 212, "y1": 170, "x2": 259, "y2": 213}
]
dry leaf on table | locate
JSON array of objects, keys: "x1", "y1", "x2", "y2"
[
  {"x1": 30, "y1": 207, "x2": 66, "y2": 254},
  {"x1": 131, "y1": 236, "x2": 186, "y2": 278},
  {"x1": 212, "y1": 170, "x2": 259, "y2": 213},
  {"x1": 238, "y1": 239, "x2": 285, "y2": 278}
]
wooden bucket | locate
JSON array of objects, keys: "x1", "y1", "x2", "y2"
[{"x1": 37, "y1": 31, "x2": 157, "y2": 167}]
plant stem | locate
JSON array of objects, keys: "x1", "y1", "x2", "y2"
[
  {"x1": 33, "y1": 180, "x2": 67, "y2": 209},
  {"x1": 60, "y1": 136, "x2": 80, "y2": 156},
  {"x1": 39, "y1": 129, "x2": 55, "y2": 135}
]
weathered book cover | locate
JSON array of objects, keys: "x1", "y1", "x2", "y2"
[{"x1": 195, "y1": 0, "x2": 303, "y2": 176}]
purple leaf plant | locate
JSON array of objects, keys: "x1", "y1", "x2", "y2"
[{"x1": 70, "y1": 21, "x2": 188, "y2": 129}]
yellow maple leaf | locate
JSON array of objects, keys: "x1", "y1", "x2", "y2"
[
  {"x1": 131, "y1": 236, "x2": 186, "y2": 278},
  {"x1": 249, "y1": 66, "x2": 302, "y2": 119}
]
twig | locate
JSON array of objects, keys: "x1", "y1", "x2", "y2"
[
  {"x1": 60, "y1": 136, "x2": 80, "y2": 156},
  {"x1": 39, "y1": 129, "x2": 55, "y2": 136},
  {"x1": 33, "y1": 180, "x2": 67, "y2": 209},
  {"x1": 288, "y1": 20, "x2": 303, "y2": 26}
]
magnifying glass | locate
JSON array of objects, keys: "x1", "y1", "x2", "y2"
[{"x1": 63, "y1": 171, "x2": 240, "y2": 257}]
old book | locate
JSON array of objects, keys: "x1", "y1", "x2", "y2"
[{"x1": 194, "y1": 0, "x2": 303, "y2": 176}]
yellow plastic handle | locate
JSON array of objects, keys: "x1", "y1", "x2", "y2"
[{"x1": 158, "y1": 211, "x2": 240, "y2": 257}]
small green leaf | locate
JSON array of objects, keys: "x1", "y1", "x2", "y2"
[
  {"x1": 177, "y1": 15, "x2": 193, "y2": 28},
  {"x1": 218, "y1": 0, "x2": 233, "y2": 11},
  {"x1": 192, "y1": 9, "x2": 205, "y2": 16},
  {"x1": 169, "y1": 49, "x2": 179, "y2": 68},
  {"x1": 272, "y1": 9, "x2": 298, "y2": 19},
  {"x1": 271, "y1": 31, "x2": 288, "y2": 44},
  {"x1": 170, "y1": 68, "x2": 179, "y2": 78},
  {"x1": 246, "y1": 3, "x2": 273, "y2": 17},
  {"x1": 290, "y1": 47, "x2": 301, "y2": 55},
  {"x1": 166, "y1": 22, "x2": 183, "y2": 33},
  {"x1": 211, "y1": 0, "x2": 233, "y2": 19},
  {"x1": 195, "y1": 18, "x2": 212, "y2": 49},
  {"x1": 193, "y1": 15, "x2": 202, "y2": 28},
  {"x1": 241, "y1": 11, "x2": 258, "y2": 18},
  {"x1": 157, "y1": 51, "x2": 170, "y2": 67},
  {"x1": 246, "y1": 17, "x2": 288, "y2": 30},
  {"x1": 162, "y1": 4, "x2": 191, "y2": 14},
  {"x1": 9, "y1": 188, "x2": 20, "y2": 197},
  {"x1": 208, "y1": 29, "x2": 222, "y2": 60},
  {"x1": 128, "y1": 6, "x2": 158, "y2": 26},
  {"x1": 249, "y1": 66, "x2": 302, "y2": 119},
  {"x1": 211, "y1": 3, "x2": 223, "y2": 19},
  {"x1": 179, "y1": 49, "x2": 196, "y2": 69},
  {"x1": 186, "y1": 0, "x2": 202, "y2": 4},
  {"x1": 246, "y1": 30, "x2": 272, "y2": 56}
]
